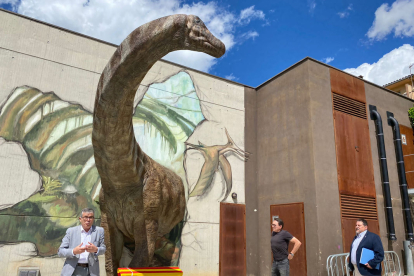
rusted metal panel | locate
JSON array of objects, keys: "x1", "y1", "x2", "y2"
[
  {"x1": 333, "y1": 93, "x2": 367, "y2": 119},
  {"x1": 219, "y1": 202, "x2": 246, "y2": 276},
  {"x1": 330, "y1": 69, "x2": 366, "y2": 103},
  {"x1": 333, "y1": 110, "x2": 376, "y2": 197},
  {"x1": 340, "y1": 194, "x2": 378, "y2": 220},
  {"x1": 400, "y1": 125, "x2": 414, "y2": 154},
  {"x1": 404, "y1": 155, "x2": 414, "y2": 172},
  {"x1": 399, "y1": 125, "x2": 414, "y2": 188},
  {"x1": 406, "y1": 173, "x2": 414, "y2": 189},
  {"x1": 270, "y1": 202, "x2": 307, "y2": 276}
]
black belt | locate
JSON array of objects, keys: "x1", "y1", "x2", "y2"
[{"x1": 77, "y1": 263, "x2": 89, "y2": 267}]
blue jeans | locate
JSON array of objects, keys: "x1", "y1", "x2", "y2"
[{"x1": 271, "y1": 258, "x2": 290, "y2": 276}]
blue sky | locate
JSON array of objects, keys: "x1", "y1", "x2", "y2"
[{"x1": 1, "y1": 0, "x2": 413, "y2": 87}]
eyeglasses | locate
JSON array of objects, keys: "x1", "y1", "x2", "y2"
[{"x1": 82, "y1": 216, "x2": 94, "y2": 220}]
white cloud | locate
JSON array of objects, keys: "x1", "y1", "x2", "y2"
[
  {"x1": 0, "y1": 0, "x2": 19, "y2": 11},
  {"x1": 338, "y1": 4, "x2": 353, "y2": 18},
  {"x1": 338, "y1": 12, "x2": 349, "y2": 18},
  {"x1": 0, "y1": 0, "x2": 18, "y2": 4},
  {"x1": 344, "y1": 44, "x2": 414, "y2": 85},
  {"x1": 225, "y1": 73, "x2": 238, "y2": 81},
  {"x1": 13, "y1": 0, "x2": 265, "y2": 72},
  {"x1": 367, "y1": 0, "x2": 414, "y2": 40},
  {"x1": 308, "y1": 0, "x2": 316, "y2": 14},
  {"x1": 238, "y1": 5, "x2": 265, "y2": 25},
  {"x1": 322, "y1": 57, "x2": 334, "y2": 64},
  {"x1": 239, "y1": 30, "x2": 259, "y2": 41}
]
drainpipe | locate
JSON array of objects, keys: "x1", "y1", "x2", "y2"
[
  {"x1": 369, "y1": 105, "x2": 397, "y2": 240},
  {"x1": 387, "y1": 111, "x2": 414, "y2": 275},
  {"x1": 387, "y1": 111, "x2": 414, "y2": 242}
]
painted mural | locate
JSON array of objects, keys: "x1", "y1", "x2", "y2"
[
  {"x1": 0, "y1": 71, "x2": 201, "y2": 262},
  {"x1": 0, "y1": 70, "x2": 246, "y2": 270}
]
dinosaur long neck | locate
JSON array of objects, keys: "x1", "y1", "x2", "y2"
[{"x1": 92, "y1": 15, "x2": 185, "y2": 192}]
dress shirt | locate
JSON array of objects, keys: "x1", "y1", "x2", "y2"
[
  {"x1": 351, "y1": 230, "x2": 367, "y2": 264},
  {"x1": 71, "y1": 227, "x2": 93, "y2": 263}
]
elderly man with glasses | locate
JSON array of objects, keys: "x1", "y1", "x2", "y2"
[
  {"x1": 271, "y1": 218, "x2": 302, "y2": 276},
  {"x1": 58, "y1": 208, "x2": 106, "y2": 276}
]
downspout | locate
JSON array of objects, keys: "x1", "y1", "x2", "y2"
[
  {"x1": 369, "y1": 105, "x2": 396, "y2": 240},
  {"x1": 387, "y1": 111, "x2": 414, "y2": 242}
]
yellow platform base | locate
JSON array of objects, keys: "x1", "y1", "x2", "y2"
[{"x1": 117, "y1": 267, "x2": 183, "y2": 276}]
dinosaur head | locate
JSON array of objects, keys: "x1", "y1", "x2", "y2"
[{"x1": 180, "y1": 15, "x2": 226, "y2": 58}]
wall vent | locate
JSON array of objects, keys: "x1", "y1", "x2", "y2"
[
  {"x1": 340, "y1": 194, "x2": 378, "y2": 220},
  {"x1": 333, "y1": 93, "x2": 367, "y2": 119}
]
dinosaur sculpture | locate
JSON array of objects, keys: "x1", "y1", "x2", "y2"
[{"x1": 92, "y1": 15, "x2": 225, "y2": 275}]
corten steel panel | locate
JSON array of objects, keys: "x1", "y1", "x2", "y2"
[
  {"x1": 341, "y1": 218, "x2": 380, "y2": 253},
  {"x1": 219, "y1": 203, "x2": 246, "y2": 276},
  {"x1": 400, "y1": 125, "x2": 414, "y2": 155},
  {"x1": 333, "y1": 111, "x2": 376, "y2": 197},
  {"x1": 404, "y1": 156, "x2": 414, "y2": 172},
  {"x1": 330, "y1": 69, "x2": 366, "y2": 103},
  {"x1": 270, "y1": 203, "x2": 307, "y2": 276},
  {"x1": 399, "y1": 125, "x2": 414, "y2": 188},
  {"x1": 406, "y1": 173, "x2": 414, "y2": 189}
]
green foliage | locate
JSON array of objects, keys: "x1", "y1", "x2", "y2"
[
  {"x1": 41, "y1": 176, "x2": 63, "y2": 198},
  {"x1": 409, "y1": 107, "x2": 414, "y2": 127}
]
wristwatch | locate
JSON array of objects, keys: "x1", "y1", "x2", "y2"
[{"x1": 290, "y1": 253, "x2": 294, "y2": 256}]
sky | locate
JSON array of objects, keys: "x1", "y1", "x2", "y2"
[{"x1": 1, "y1": 0, "x2": 414, "y2": 87}]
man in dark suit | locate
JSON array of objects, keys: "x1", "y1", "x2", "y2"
[
  {"x1": 348, "y1": 218, "x2": 384, "y2": 276},
  {"x1": 58, "y1": 208, "x2": 106, "y2": 276}
]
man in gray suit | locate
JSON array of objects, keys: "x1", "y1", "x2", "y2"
[{"x1": 58, "y1": 208, "x2": 106, "y2": 276}]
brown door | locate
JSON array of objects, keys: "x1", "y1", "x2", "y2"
[
  {"x1": 270, "y1": 202, "x2": 307, "y2": 276},
  {"x1": 399, "y1": 125, "x2": 414, "y2": 189},
  {"x1": 219, "y1": 202, "x2": 246, "y2": 276}
]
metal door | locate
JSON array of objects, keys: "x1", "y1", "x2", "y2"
[
  {"x1": 270, "y1": 202, "x2": 307, "y2": 276},
  {"x1": 219, "y1": 202, "x2": 246, "y2": 276}
]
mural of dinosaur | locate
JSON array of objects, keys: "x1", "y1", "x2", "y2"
[
  {"x1": 0, "y1": 74, "x2": 204, "y2": 262},
  {"x1": 91, "y1": 14, "x2": 225, "y2": 275}
]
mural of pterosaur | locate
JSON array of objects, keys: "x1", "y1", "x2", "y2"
[{"x1": 185, "y1": 129, "x2": 249, "y2": 200}]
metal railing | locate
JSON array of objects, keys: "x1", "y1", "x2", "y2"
[
  {"x1": 326, "y1": 251, "x2": 401, "y2": 276},
  {"x1": 383, "y1": 251, "x2": 402, "y2": 276},
  {"x1": 326, "y1": 253, "x2": 349, "y2": 276}
]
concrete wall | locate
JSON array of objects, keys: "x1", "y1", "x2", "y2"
[
  {"x1": 245, "y1": 86, "x2": 259, "y2": 276},
  {"x1": 0, "y1": 9, "x2": 247, "y2": 276},
  {"x1": 255, "y1": 60, "x2": 324, "y2": 275},
  {"x1": 308, "y1": 61, "x2": 343, "y2": 272}
]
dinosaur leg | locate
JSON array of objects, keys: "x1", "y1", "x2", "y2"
[
  {"x1": 129, "y1": 213, "x2": 150, "y2": 267},
  {"x1": 100, "y1": 192, "x2": 124, "y2": 276},
  {"x1": 145, "y1": 219, "x2": 159, "y2": 265}
]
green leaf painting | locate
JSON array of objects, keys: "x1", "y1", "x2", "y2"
[{"x1": 0, "y1": 72, "x2": 204, "y2": 260}]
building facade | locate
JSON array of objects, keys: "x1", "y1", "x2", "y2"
[{"x1": 1, "y1": 8, "x2": 414, "y2": 276}]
